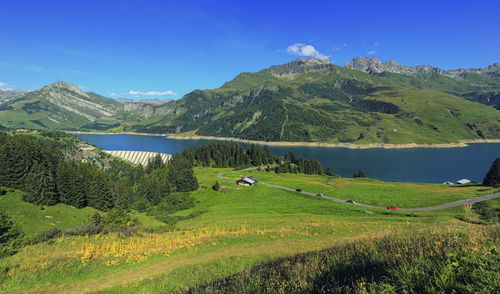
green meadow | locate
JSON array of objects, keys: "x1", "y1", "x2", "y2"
[{"x1": 0, "y1": 166, "x2": 498, "y2": 293}]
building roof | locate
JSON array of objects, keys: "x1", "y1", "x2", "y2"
[
  {"x1": 456, "y1": 179, "x2": 471, "y2": 184},
  {"x1": 238, "y1": 177, "x2": 256, "y2": 184}
]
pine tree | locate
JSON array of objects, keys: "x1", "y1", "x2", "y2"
[
  {"x1": 353, "y1": 170, "x2": 367, "y2": 178},
  {"x1": 212, "y1": 181, "x2": 221, "y2": 191},
  {"x1": 24, "y1": 163, "x2": 59, "y2": 206},
  {"x1": 483, "y1": 158, "x2": 500, "y2": 187},
  {"x1": 145, "y1": 153, "x2": 165, "y2": 173},
  {"x1": 0, "y1": 209, "x2": 22, "y2": 244}
]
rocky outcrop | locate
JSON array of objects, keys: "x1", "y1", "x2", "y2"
[
  {"x1": 36, "y1": 81, "x2": 120, "y2": 121},
  {"x1": 345, "y1": 57, "x2": 499, "y2": 78},
  {"x1": 268, "y1": 58, "x2": 332, "y2": 76},
  {"x1": 345, "y1": 57, "x2": 444, "y2": 75}
]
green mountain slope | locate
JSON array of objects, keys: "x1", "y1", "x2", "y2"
[
  {"x1": 0, "y1": 81, "x2": 124, "y2": 129},
  {"x1": 346, "y1": 57, "x2": 500, "y2": 109},
  {"x1": 126, "y1": 58, "x2": 500, "y2": 144}
]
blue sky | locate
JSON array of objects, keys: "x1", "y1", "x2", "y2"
[{"x1": 0, "y1": 0, "x2": 499, "y2": 99}]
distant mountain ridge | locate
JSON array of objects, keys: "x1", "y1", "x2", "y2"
[
  {"x1": 0, "y1": 89, "x2": 30, "y2": 103},
  {"x1": 0, "y1": 57, "x2": 499, "y2": 145},
  {"x1": 345, "y1": 56, "x2": 499, "y2": 77},
  {"x1": 345, "y1": 57, "x2": 500, "y2": 109},
  {"x1": 116, "y1": 98, "x2": 173, "y2": 105},
  {"x1": 122, "y1": 58, "x2": 500, "y2": 145}
]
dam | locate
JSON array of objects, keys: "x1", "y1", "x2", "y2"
[{"x1": 103, "y1": 150, "x2": 171, "y2": 166}]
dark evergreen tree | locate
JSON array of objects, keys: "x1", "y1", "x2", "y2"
[
  {"x1": 483, "y1": 158, "x2": 500, "y2": 187},
  {"x1": 167, "y1": 155, "x2": 199, "y2": 192},
  {"x1": 0, "y1": 209, "x2": 22, "y2": 244},
  {"x1": 23, "y1": 163, "x2": 59, "y2": 206},
  {"x1": 145, "y1": 153, "x2": 165, "y2": 173},
  {"x1": 56, "y1": 161, "x2": 87, "y2": 208},
  {"x1": 212, "y1": 181, "x2": 221, "y2": 191},
  {"x1": 325, "y1": 168, "x2": 335, "y2": 176},
  {"x1": 353, "y1": 170, "x2": 367, "y2": 178}
]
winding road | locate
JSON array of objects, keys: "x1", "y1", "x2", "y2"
[{"x1": 218, "y1": 169, "x2": 500, "y2": 212}]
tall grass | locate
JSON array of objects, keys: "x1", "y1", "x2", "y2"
[{"x1": 185, "y1": 227, "x2": 499, "y2": 294}]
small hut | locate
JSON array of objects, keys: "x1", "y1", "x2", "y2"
[{"x1": 236, "y1": 176, "x2": 257, "y2": 186}]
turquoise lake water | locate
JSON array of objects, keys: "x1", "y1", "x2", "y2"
[{"x1": 75, "y1": 134, "x2": 500, "y2": 183}]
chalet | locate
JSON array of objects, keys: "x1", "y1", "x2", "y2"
[
  {"x1": 236, "y1": 176, "x2": 258, "y2": 186},
  {"x1": 456, "y1": 179, "x2": 472, "y2": 185}
]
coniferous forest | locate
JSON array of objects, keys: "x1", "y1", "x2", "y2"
[
  {"x1": 182, "y1": 141, "x2": 326, "y2": 175},
  {"x1": 0, "y1": 131, "x2": 199, "y2": 214}
]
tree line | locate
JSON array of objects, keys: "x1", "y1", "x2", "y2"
[
  {"x1": 182, "y1": 141, "x2": 277, "y2": 167},
  {"x1": 182, "y1": 141, "x2": 326, "y2": 176},
  {"x1": 0, "y1": 132, "x2": 198, "y2": 212}
]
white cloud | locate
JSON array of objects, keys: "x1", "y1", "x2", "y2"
[
  {"x1": 365, "y1": 42, "x2": 380, "y2": 55},
  {"x1": 108, "y1": 92, "x2": 119, "y2": 97},
  {"x1": 286, "y1": 43, "x2": 329, "y2": 60},
  {"x1": 0, "y1": 82, "x2": 11, "y2": 90},
  {"x1": 128, "y1": 90, "x2": 177, "y2": 96}
]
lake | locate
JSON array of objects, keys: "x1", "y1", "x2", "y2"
[{"x1": 75, "y1": 133, "x2": 500, "y2": 183}]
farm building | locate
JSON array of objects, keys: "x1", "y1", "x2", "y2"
[
  {"x1": 237, "y1": 176, "x2": 258, "y2": 186},
  {"x1": 456, "y1": 179, "x2": 472, "y2": 185}
]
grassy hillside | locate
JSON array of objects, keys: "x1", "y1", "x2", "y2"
[
  {"x1": 0, "y1": 82, "x2": 123, "y2": 130},
  {"x1": 0, "y1": 189, "x2": 98, "y2": 236},
  {"x1": 126, "y1": 60, "x2": 500, "y2": 144},
  {"x1": 1, "y1": 166, "x2": 497, "y2": 293}
]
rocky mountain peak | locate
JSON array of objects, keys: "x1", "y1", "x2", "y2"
[
  {"x1": 345, "y1": 57, "x2": 385, "y2": 73},
  {"x1": 346, "y1": 57, "x2": 499, "y2": 78},
  {"x1": 41, "y1": 81, "x2": 87, "y2": 97},
  {"x1": 268, "y1": 57, "x2": 331, "y2": 76}
]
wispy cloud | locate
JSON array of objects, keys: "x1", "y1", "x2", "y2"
[
  {"x1": 108, "y1": 92, "x2": 119, "y2": 97},
  {"x1": 286, "y1": 43, "x2": 329, "y2": 60},
  {"x1": 365, "y1": 42, "x2": 380, "y2": 55},
  {"x1": 0, "y1": 82, "x2": 11, "y2": 91},
  {"x1": 128, "y1": 90, "x2": 177, "y2": 96}
]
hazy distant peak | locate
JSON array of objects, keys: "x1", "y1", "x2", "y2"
[{"x1": 116, "y1": 97, "x2": 173, "y2": 105}]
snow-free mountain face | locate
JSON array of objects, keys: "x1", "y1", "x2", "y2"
[
  {"x1": 0, "y1": 58, "x2": 498, "y2": 144},
  {"x1": 345, "y1": 57, "x2": 500, "y2": 109},
  {"x1": 345, "y1": 57, "x2": 500, "y2": 77},
  {"x1": 0, "y1": 81, "x2": 123, "y2": 129},
  {"x1": 122, "y1": 58, "x2": 500, "y2": 144},
  {"x1": 0, "y1": 89, "x2": 30, "y2": 104}
]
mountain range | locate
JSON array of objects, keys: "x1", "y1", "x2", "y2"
[{"x1": 0, "y1": 57, "x2": 499, "y2": 144}]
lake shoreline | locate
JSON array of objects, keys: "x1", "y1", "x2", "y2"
[{"x1": 70, "y1": 131, "x2": 500, "y2": 149}]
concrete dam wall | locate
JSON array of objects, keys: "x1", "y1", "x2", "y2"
[{"x1": 103, "y1": 150, "x2": 171, "y2": 166}]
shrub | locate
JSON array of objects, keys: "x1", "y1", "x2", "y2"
[
  {"x1": 353, "y1": 170, "x2": 367, "y2": 178},
  {"x1": 104, "y1": 209, "x2": 133, "y2": 227},
  {"x1": 66, "y1": 224, "x2": 104, "y2": 236},
  {"x1": 212, "y1": 181, "x2": 221, "y2": 191}
]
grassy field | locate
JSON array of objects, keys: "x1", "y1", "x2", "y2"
[
  {"x1": 0, "y1": 189, "x2": 98, "y2": 236},
  {"x1": 0, "y1": 167, "x2": 497, "y2": 293}
]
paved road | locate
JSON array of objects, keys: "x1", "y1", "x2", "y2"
[{"x1": 219, "y1": 169, "x2": 500, "y2": 211}]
